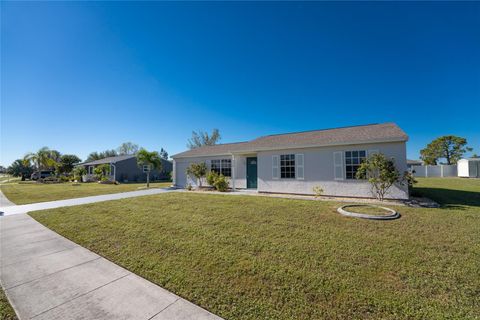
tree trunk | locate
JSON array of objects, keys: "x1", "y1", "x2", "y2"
[{"x1": 147, "y1": 172, "x2": 150, "y2": 188}]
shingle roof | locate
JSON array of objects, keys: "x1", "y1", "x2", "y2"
[
  {"x1": 172, "y1": 123, "x2": 408, "y2": 158},
  {"x1": 80, "y1": 155, "x2": 136, "y2": 166}
]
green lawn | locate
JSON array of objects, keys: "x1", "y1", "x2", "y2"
[
  {"x1": 30, "y1": 178, "x2": 480, "y2": 319},
  {"x1": 0, "y1": 181, "x2": 171, "y2": 205},
  {"x1": 0, "y1": 288, "x2": 17, "y2": 320}
]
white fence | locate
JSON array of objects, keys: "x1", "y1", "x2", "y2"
[{"x1": 411, "y1": 165, "x2": 457, "y2": 178}]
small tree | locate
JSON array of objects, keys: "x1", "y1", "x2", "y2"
[
  {"x1": 57, "y1": 154, "x2": 82, "y2": 175},
  {"x1": 94, "y1": 164, "x2": 111, "y2": 181},
  {"x1": 356, "y1": 153, "x2": 400, "y2": 201},
  {"x1": 137, "y1": 148, "x2": 162, "y2": 188},
  {"x1": 186, "y1": 162, "x2": 208, "y2": 188},
  {"x1": 73, "y1": 166, "x2": 87, "y2": 182}
]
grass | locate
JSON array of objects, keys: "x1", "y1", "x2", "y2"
[
  {"x1": 0, "y1": 181, "x2": 171, "y2": 205},
  {"x1": 0, "y1": 288, "x2": 17, "y2": 320},
  {"x1": 0, "y1": 175, "x2": 19, "y2": 183},
  {"x1": 30, "y1": 178, "x2": 480, "y2": 319},
  {"x1": 341, "y1": 205, "x2": 393, "y2": 215}
]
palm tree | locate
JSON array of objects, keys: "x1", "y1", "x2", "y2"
[
  {"x1": 137, "y1": 149, "x2": 162, "y2": 188},
  {"x1": 24, "y1": 147, "x2": 60, "y2": 173}
]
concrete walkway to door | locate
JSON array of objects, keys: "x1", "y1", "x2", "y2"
[{"x1": 0, "y1": 187, "x2": 179, "y2": 216}]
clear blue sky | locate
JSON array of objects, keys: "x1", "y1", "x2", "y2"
[{"x1": 1, "y1": 1, "x2": 479, "y2": 166}]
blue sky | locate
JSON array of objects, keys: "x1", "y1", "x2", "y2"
[{"x1": 1, "y1": 1, "x2": 479, "y2": 166}]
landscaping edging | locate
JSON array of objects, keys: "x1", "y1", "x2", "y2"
[{"x1": 337, "y1": 205, "x2": 400, "y2": 220}]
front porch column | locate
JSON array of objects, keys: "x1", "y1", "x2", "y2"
[{"x1": 231, "y1": 154, "x2": 236, "y2": 191}]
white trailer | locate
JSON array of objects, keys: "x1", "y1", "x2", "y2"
[{"x1": 457, "y1": 158, "x2": 480, "y2": 178}]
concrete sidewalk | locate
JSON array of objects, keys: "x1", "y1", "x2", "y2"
[
  {"x1": 1, "y1": 214, "x2": 223, "y2": 320},
  {"x1": 0, "y1": 187, "x2": 178, "y2": 216}
]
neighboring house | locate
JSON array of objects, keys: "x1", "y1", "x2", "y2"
[
  {"x1": 79, "y1": 155, "x2": 173, "y2": 182},
  {"x1": 172, "y1": 123, "x2": 409, "y2": 200},
  {"x1": 407, "y1": 159, "x2": 423, "y2": 170}
]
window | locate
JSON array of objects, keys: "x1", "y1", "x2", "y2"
[
  {"x1": 280, "y1": 154, "x2": 295, "y2": 179},
  {"x1": 210, "y1": 159, "x2": 231, "y2": 177},
  {"x1": 211, "y1": 160, "x2": 221, "y2": 174},
  {"x1": 221, "y1": 159, "x2": 231, "y2": 177},
  {"x1": 88, "y1": 166, "x2": 94, "y2": 174},
  {"x1": 345, "y1": 150, "x2": 366, "y2": 179}
]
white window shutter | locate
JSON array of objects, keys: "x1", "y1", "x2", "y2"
[
  {"x1": 333, "y1": 151, "x2": 344, "y2": 180},
  {"x1": 296, "y1": 154, "x2": 304, "y2": 180},
  {"x1": 272, "y1": 155, "x2": 279, "y2": 179}
]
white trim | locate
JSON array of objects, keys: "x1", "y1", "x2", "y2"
[
  {"x1": 110, "y1": 164, "x2": 116, "y2": 179},
  {"x1": 272, "y1": 155, "x2": 279, "y2": 179},
  {"x1": 333, "y1": 151, "x2": 344, "y2": 180},
  {"x1": 295, "y1": 154, "x2": 304, "y2": 180},
  {"x1": 172, "y1": 160, "x2": 176, "y2": 185},
  {"x1": 231, "y1": 155, "x2": 236, "y2": 190}
]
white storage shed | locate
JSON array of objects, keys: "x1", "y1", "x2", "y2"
[{"x1": 457, "y1": 158, "x2": 480, "y2": 178}]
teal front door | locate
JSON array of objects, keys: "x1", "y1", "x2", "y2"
[{"x1": 246, "y1": 157, "x2": 258, "y2": 189}]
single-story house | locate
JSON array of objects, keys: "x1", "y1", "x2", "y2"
[
  {"x1": 407, "y1": 159, "x2": 423, "y2": 170},
  {"x1": 172, "y1": 123, "x2": 409, "y2": 199},
  {"x1": 79, "y1": 155, "x2": 173, "y2": 183}
]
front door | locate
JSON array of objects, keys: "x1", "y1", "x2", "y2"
[{"x1": 246, "y1": 157, "x2": 258, "y2": 189}]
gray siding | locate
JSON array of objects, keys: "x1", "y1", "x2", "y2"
[
  {"x1": 256, "y1": 142, "x2": 408, "y2": 199},
  {"x1": 173, "y1": 141, "x2": 408, "y2": 200},
  {"x1": 82, "y1": 158, "x2": 172, "y2": 183}
]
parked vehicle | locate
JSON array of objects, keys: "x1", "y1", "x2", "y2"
[{"x1": 31, "y1": 170, "x2": 55, "y2": 180}]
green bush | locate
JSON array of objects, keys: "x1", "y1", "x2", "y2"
[
  {"x1": 213, "y1": 174, "x2": 229, "y2": 192},
  {"x1": 206, "y1": 171, "x2": 219, "y2": 187},
  {"x1": 73, "y1": 166, "x2": 87, "y2": 182},
  {"x1": 59, "y1": 175, "x2": 71, "y2": 183}
]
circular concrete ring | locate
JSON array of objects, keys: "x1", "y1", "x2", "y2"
[{"x1": 337, "y1": 205, "x2": 400, "y2": 220}]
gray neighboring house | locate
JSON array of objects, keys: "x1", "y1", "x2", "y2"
[
  {"x1": 79, "y1": 155, "x2": 173, "y2": 183},
  {"x1": 172, "y1": 123, "x2": 409, "y2": 200},
  {"x1": 407, "y1": 159, "x2": 423, "y2": 170}
]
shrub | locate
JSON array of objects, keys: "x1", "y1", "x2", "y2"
[
  {"x1": 59, "y1": 175, "x2": 71, "y2": 183},
  {"x1": 206, "y1": 171, "x2": 219, "y2": 187},
  {"x1": 73, "y1": 166, "x2": 87, "y2": 182},
  {"x1": 94, "y1": 164, "x2": 111, "y2": 181},
  {"x1": 313, "y1": 186, "x2": 324, "y2": 198},
  {"x1": 213, "y1": 174, "x2": 229, "y2": 192},
  {"x1": 356, "y1": 153, "x2": 401, "y2": 201},
  {"x1": 186, "y1": 183, "x2": 193, "y2": 191}
]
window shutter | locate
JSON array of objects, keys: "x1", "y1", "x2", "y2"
[
  {"x1": 296, "y1": 154, "x2": 304, "y2": 180},
  {"x1": 333, "y1": 151, "x2": 344, "y2": 180},
  {"x1": 272, "y1": 155, "x2": 279, "y2": 179},
  {"x1": 205, "y1": 159, "x2": 211, "y2": 170}
]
